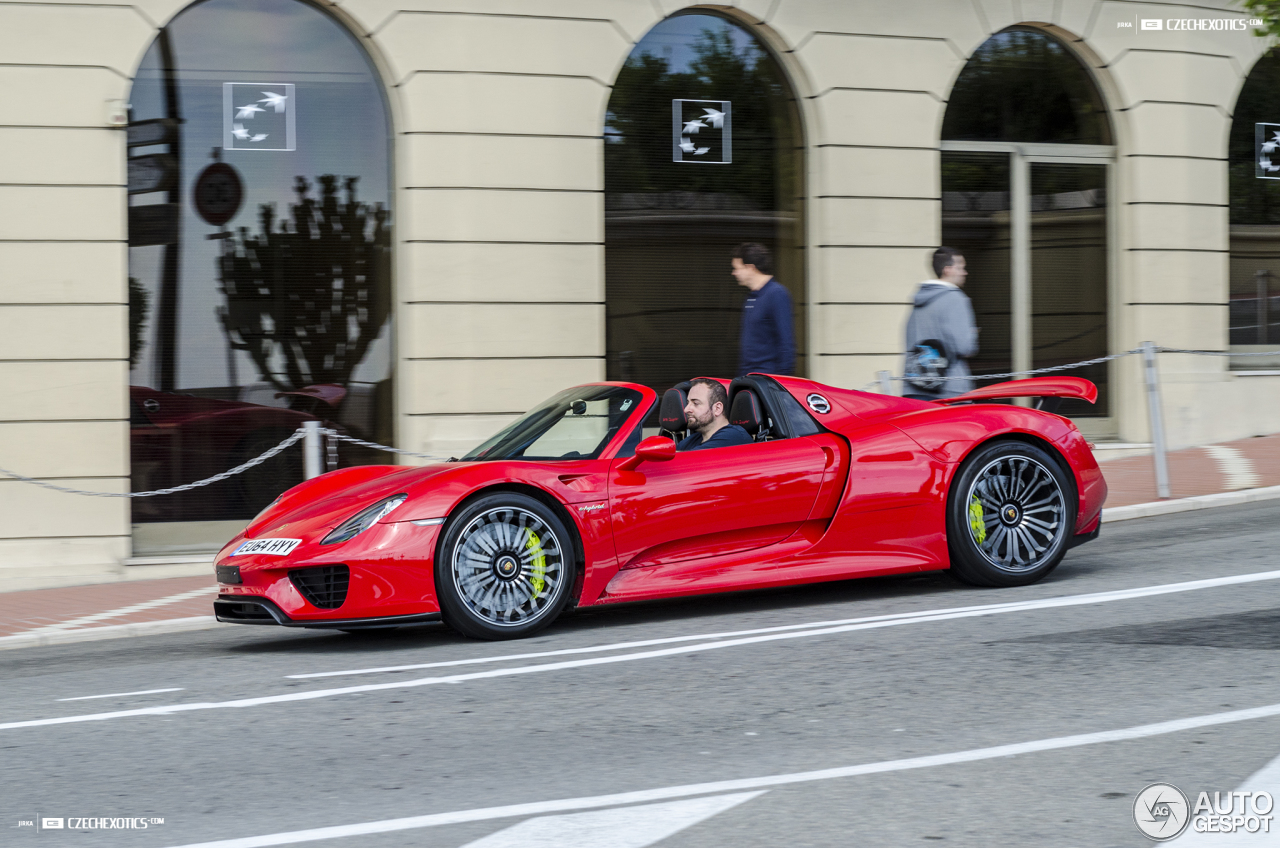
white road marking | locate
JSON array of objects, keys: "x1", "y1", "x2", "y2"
[
  {"x1": 289, "y1": 569, "x2": 1280, "y2": 680},
  {"x1": 23, "y1": 587, "x2": 216, "y2": 634},
  {"x1": 159, "y1": 702, "x2": 1280, "y2": 848},
  {"x1": 1204, "y1": 445, "x2": 1261, "y2": 490},
  {"x1": 1176, "y1": 749, "x2": 1280, "y2": 845},
  {"x1": 457, "y1": 792, "x2": 765, "y2": 848},
  {"x1": 57, "y1": 687, "x2": 184, "y2": 702},
  {"x1": 7, "y1": 569, "x2": 1280, "y2": 732}
]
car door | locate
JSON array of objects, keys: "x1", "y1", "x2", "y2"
[{"x1": 607, "y1": 437, "x2": 828, "y2": 571}]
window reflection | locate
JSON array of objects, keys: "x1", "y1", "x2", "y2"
[
  {"x1": 604, "y1": 13, "x2": 805, "y2": 392},
  {"x1": 942, "y1": 27, "x2": 1111, "y2": 145},
  {"x1": 1229, "y1": 48, "x2": 1280, "y2": 366},
  {"x1": 127, "y1": 0, "x2": 391, "y2": 534}
]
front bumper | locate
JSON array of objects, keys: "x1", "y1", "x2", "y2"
[{"x1": 213, "y1": 521, "x2": 442, "y2": 624}]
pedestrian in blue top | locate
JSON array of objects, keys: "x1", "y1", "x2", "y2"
[{"x1": 732, "y1": 242, "x2": 795, "y2": 376}]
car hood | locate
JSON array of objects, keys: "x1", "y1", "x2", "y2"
[{"x1": 244, "y1": 462, "x2": 470, "y2": 540}]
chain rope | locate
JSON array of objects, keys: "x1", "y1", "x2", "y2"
[
  {"x1": 324, "y1": 431, "x2": 447, "y2": 461},
  {"x1": 0, "y1": 428, "x2": 307, "y2": 498}
]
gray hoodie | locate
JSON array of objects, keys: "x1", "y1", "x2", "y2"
[{"x1": 903, "y1": 281, "x2": 979, "y2": 398}]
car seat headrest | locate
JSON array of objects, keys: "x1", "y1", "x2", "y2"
[
  {"x1": 729, "y1": 389, "x2": 762, "y2": 436},
  {"x1": 659, "y1": 386, "x2": 688, "y2": 434}
]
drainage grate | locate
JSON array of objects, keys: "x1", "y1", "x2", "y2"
[{"x1": 289, "y1": 565, "x2": 350, "y2": 610}]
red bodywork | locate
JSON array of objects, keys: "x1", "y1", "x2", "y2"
[{"x1": 213, "y1": 376, "x2": 1107, "y2": 628}]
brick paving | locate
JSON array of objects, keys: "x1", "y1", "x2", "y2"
[
  {"x1": 1100, "y1": 432, "x2": 1280, "y2": 507},
  {"x1": 0, "y1": 575, "x2": 216, "y2": 638},
  {"x1": 2, "y1": 433, "x2": 1280, "y2": 642}
]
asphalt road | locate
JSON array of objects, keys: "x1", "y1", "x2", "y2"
[{"x1": 5, "y1": 501, "x2": 1280, "y2": 847}]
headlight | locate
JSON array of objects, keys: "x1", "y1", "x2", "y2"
[{"x1": 321, "y1": 494, "x2": 407, "y2": 545}]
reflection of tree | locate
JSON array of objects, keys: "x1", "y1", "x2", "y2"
[
  {"x1": 943, "y1": 28, "x2": 1110, "y2": 145},
  {"x1": 605, "y1": 27, "x2": 792, "y2": 209},
  {"x1": 128, "y1": 276, "x2": 149, "y2": 366},
  {"x1": 218, "y1": 175, "x2": 390, "y2": 392}
]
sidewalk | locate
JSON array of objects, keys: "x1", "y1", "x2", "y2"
[{"x1": 3, "y1": 433, "x2": 1280, "y2": 649}]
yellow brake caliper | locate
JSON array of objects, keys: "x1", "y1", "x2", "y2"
[
  {"x1": 525, "y1": 530, "x2": 547, "y2": 598},
  {"x1": 968, "y1": 496, "x2": 987, "y2": 544}
]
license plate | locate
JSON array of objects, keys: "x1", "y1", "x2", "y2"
[{"x1": 232, "y1": 538, "x2": 302, "y2": 557}]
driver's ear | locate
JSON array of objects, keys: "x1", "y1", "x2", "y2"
[{"x1": 712, "y1": 401, "x2": 724, "y2": 418}]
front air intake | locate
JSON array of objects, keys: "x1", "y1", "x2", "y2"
[{"x1": 289, "y1": 565, "x2": 350, "y2": 610}]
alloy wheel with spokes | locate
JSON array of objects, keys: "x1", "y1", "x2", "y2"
[
  {"x1": 436, "y1": 493, "x2": 575, "y2": 639},
  {"x1": 947, "y1": 440, "x2": 1076, "y2": 587}
]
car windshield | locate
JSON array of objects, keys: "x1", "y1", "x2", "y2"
[{"x1": 462, "y1": 386, "x2": 645, "y2": 461}]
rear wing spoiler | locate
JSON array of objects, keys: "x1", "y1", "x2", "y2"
[{"x1": 935, "y1": 376, "x2": 1097, "y2": 406}]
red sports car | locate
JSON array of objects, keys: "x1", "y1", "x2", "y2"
[{"x1": 213, "y1": 374, "x2": 1106, "y2": 640}]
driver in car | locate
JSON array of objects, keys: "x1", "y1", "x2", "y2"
[{"x1": 678, "y1": 379, "x2": 752, "y2": 451}]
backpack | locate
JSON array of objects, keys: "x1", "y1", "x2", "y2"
[{"x1": 904, "y1": 338, "x2": 950, "y2": 393}]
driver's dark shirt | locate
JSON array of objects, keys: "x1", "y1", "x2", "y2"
[{"x1": 677, "y1": 424, "x2": 752, "y2": 451}]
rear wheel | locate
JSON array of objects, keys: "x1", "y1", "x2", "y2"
[
  {"x1": 435, "y1": 493, "x2": 575, "y2": 640},
  {"x1": 946, "y1": 440, "x2": 1075, "y2": 587}
]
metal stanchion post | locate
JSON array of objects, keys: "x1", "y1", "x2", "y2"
[
  {"x1": 876, "y1": 370, "x2": 893, "y2": 395},
  {"x1": 302, "y1": 421, "x2": 322, "y2": 480},
  {"x1": 1141, "y1": 341, "x2": 1171, "y2": 499}
]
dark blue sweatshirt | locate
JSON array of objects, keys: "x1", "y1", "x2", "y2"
[{"x1": 738, "y1": 279, "x2": 795, "y2": 376}]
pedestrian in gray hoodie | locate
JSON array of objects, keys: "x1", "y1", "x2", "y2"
[{"x1": 903, "y1": 247, "x2": 979, "y2": 400}]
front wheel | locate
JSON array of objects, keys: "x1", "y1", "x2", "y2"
[
  {"x1": 435, "y1": 493, "x2": 576, "y2": 640},
  {"x1": 946, "y1": 440, "x2": 1076, "y2": 587}
]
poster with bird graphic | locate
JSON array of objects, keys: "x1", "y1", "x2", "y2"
[
  {"x1": 223, "y1": 83, "x2": 295, "y2": 151},
  {"x1": 672, "y1": 99, "x2": 731, "y2": 164},
  {"x1": 1257, "y1": 123, "x2": 1280, "y2": 179}
]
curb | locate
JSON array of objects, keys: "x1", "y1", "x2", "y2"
[
  {"x1": 1101, "y1": 484, "x2": 1280, "y2": 523},
  {"x1": 0, "y1": 616, "x2": 229, "y2": 652}
]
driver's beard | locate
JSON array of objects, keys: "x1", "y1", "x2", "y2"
[{"x1": 686, "y1": 410, "x2": 713, "y2": 433}]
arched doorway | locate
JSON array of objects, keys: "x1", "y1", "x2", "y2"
[
  {"x1": 941, "y1": 27, "x2": 1113, "y2": 421},
  {"x1": 604, "y1": 11, "x2": 805, "y2": 393},
  {"x1": 1228, "y1": 48, "x2": 1280, "y2": 367},
  {"x1": 126, "y1": 0, "x2": 393, "y2": 552}
]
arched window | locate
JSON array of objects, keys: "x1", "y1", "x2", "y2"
[
  {"x1": 1229, "y1": 48, "x2": 1280, "y2": 365},
  {"x1": 604, "y1": 12, "x2": 804, "y2": 392},
  {"x1": 941, "y1": 27, "x2": 1113, "y2": 421},
  {"x1": 127, "y1": 0, "x2": 392, "y2": 547}
]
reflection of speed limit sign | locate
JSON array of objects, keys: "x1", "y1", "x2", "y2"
[{"x1": 192, "y1": 162, "x2": 243, "y2": 226}]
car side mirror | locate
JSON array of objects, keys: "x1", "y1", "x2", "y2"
[{"x1": 617, "y1": 435, "x2": 677, "y2": 471}]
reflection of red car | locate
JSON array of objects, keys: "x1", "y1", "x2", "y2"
[
  {"x1": 213, "y1": 374, "x2": 1106, "y2": 640},
  {"x1": 130, "y1": 386, "x2": 332, "y2": 520}
]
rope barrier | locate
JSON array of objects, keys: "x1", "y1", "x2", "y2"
[{"x1": 0, "y1": 428, "x2": 307, "y2": 498}]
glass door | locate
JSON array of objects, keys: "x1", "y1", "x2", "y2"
[{"x1": 941, "y1": 147, "x2": 1112, "y2": 423}]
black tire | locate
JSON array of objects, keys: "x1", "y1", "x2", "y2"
[
  {"x1": 435, "y1": 492, "x2": 576, "y2": 640},
  {"x1": 946, "y1": 439, "x2": 1076, "y2": 587}
]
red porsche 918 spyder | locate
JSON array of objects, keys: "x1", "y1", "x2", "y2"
[{"x1": 213, "y1": 374, "x2": 1106, "y2": 640}]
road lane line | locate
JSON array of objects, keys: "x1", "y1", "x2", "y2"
[
  {"x1": 159, "y1": 702, "x2": 1280, "y2": 848},
  {"x1": 289, "y1": 568, "x2": 1280, "y2": 680},
  {"x1": 459, "y1": 792, "x2": 766, "y2": 848},
  {"x1": 57, "y1": 688, "x2": 184, "y2": 702},
  {"x1": 7, "y1": 569, "x2": 1280, "y2": 732}
]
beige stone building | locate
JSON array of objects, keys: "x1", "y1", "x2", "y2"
[{"x1": 1, "y1": 0, "x2": 1275, "y2": 589}]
